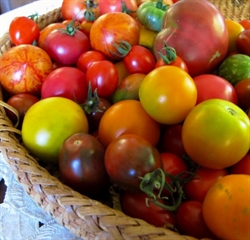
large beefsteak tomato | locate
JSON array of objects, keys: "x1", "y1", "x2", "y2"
[{"x1": 153, "y1": 0, "x2": 229, "y2": 77}]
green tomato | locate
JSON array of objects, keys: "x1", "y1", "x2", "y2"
[
  {"x1": 22, "y1": 97, "x2": 89, "y2": 164},
  {"x1": 182, "y1": 99, "x2": 250, "y2": 169},
  {"x1": 136, "y1": 0, "x2": 169, "y2": 32}
]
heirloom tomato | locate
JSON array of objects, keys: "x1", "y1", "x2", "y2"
[
  {"x1": 59, "y1": 132, "x2": 110, "y2": 197},
  {"x1": 22, "y1": 97, "x2": 89, "y2": 164},
  {"x1": 182, "y1": 99, "x2": 250, "y2": 169},
  {"x1": 9, "y1": 15, "x2": 40, "y2": 45},
  {"x1": 85, "y1": 60, "x2": 119, "y2": 98},
  {"x1": 38, "y1": 22, "x2": 65, "y2": 49},
  {"x1": 98, "y1": 99, "x2": 160, "y2": 148},
  {"x1": 41, "y1": 67, "x2": 88, "y2": 104},
  {"x1": 121, "y1": 191, "x2": 175, "y2": 228},
  {"x1": 122, "y1": 45, "x2": 156, "y2": 74},
  {"x1": 193, "y1": 74, "x2": 238, "y2": 105},
  {"x1": 6, "y1": 93, "x2": 40, "y2": 127},
  {"x1": 236, "y1": 29, "x2": 250, "y2": 56},
  {"x1": 202, "y1": 174, "x2": 250, "y2": 240},
  {"x1": 0, "y1": 44, "x2": 53, "y2": 95},
  {"x1": 43, "y1": 24, "x2": 91, "y2": 66},
  {"x1": 233, "y1": 78, "x2": 250, "y2": 111},
  {"x1": 183, "y1": 167, "x2": 228, "y2": 203},
  {"x1": 136, "y1": 0, "x2": 169, "y2": 32},
  {"x1": 99, "y1": 0, "x2": 138, "y2": 18},
  {"x1": 76, "y1": 50, "x2": 106, "y2": 73},
  {"x1": 104, "y1": 133, "x2": 163, "y2": 191},
  {"x1": 153, "y1": 0, "x2": 228, "y2": 77},
  {"x1": 139, "y1": 66, "x2": 197, "y2": 125},
  {"x1": 89, "y1": 12, "x2": 140, "y2": 60},
  {"x1": 175, "y1": 201, "x2": 217, "y2": 239}
]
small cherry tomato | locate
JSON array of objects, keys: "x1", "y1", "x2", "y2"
[{"x1": 9, "y1": 15, "x2": 40, "y2": 45}]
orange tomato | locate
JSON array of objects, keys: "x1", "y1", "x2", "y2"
[
  {"x1": 202, "y1": 174, "x2": 250, "y2": 240},
  {"x1": 225, "y1": 19, "x2": 245, "y2": 54},
  {"x1": 98, "y1": 99, "x2": 160, "y2": 148}
]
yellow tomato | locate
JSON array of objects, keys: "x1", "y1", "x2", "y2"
[
  {"x1": 225, "y1": 19, "x2": 245, "y2": 54},
  {"x1": 139, "y1": 26, "x2": 158, "y2": 49}
]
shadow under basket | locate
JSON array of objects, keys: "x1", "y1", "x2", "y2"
[{"x1": 0, "y1": 1, "x2": 249, "y2": 239}]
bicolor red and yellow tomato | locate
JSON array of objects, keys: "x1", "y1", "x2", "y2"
[{"x1": 139, "y1": 65, "x2": 197, "y2": 125}]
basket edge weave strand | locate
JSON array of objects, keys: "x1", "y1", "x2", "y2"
[{"x1": 0, "y1": 1, "x2": 249, "y2": 239}]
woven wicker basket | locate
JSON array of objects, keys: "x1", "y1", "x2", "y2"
[{"x1": 0, "y1": 1, "x2": 249, "y2": 239}]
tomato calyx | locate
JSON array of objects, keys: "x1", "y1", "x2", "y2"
[
  {"x1": 155, "y1": 0, "x2": 170, "y2": 11},
  {"x1": 158, "y1": 41, "x2": 177, "y2": 64},
  {"x1": 27, "y1": 13, "x2": 39, "y2": 22},
  {"x1": 80, "y1": 83, "x2": 101, "y2": 114},
  {"x1": 121, "y1": 1, "x2": 136, "y2": 15},
  {"x1": 84, "y1": 0, "x2": 99, "y2": 21},
  {"x1": 111, "y1": 40, "x2": 132, "y2": 58},
  {"x1": 62, "y1": 20, "x2": 80, "y2": 36},
  {"x1": 139, "y1": 168, "x2": 195, "y2": 211}
]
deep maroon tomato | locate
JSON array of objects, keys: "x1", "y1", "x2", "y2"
[
  {"x1": 123, "y1": 45, "x2": 156, "y2": 74},
  {"x1": 58, "y1": 132, "x2": 110, "y2": 197},
  {"x1": 153, "y1": 0, "x2": 228, "y2": 77},
  {"x1": 229, "y1": 152, "x2": 250, "y2": 175},
  {"x1": 120, "y1": 191, "x2": 175, "y2": 228},
  {"x1": 41, "y1": 67, "x2": 88, "y2": 104},
  {"x1": 9, "y1": 16, "x2": 40, "y2": 45},
  {"x1": 234, "y1": 78, "x2": 250, "y2": 111},
  {"x1": 85, "y1": 97, "x2": 112, "y2": 133},
  {"x1": 6, "y1": 93, "x2": 40, "y2": 127},
  {"x1": 236, "y1": 29, "x2": 250, "y2": 56},
  {"x1": 193, "y1": 74, "x2": 238, "y2": 105},
  {"x1": 85, "y1": 60, "x2": 119, "y2": 98},
  {"x1": 104, "y1": 134, "x2": 163, "y2": 191},
  {"x1": 175, "y1": 201, "x2": 217, "y2": 239},
  {"x1": 183, "y1": 167, "x2": 228, "y2": 203},
  {"x1": 158, "y1": 124, "x2": 186, "y2": 158},
  {"x1": 43, "y1": 26, "x2": 91, "y2": 66},
  {"x1": 76, "y1": 50, "x2": 106, "y2": 73}
]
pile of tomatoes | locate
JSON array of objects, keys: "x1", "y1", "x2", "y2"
[{"x1": 0, "y1": 0, "x2": 250, "y2": 239}]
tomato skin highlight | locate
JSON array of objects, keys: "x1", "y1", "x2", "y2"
[{"x1": 202, "y1": 174, "x2": 250, "y2": 240}]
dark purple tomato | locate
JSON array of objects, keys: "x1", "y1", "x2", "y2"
[{"x1": 58, "y1": 132, "x2": 110, "y2": 197}]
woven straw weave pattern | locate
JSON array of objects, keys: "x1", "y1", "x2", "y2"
[{"x1": 0, "y1": 1, "x2": 249, "y2": 239}]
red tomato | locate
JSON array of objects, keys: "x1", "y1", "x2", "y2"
[
  {"x1": 6, "y1": 93, "x2": 40, "y2": 126},
  {"x1": 104, "y1": 133, "x2": 163, "y2": 191},
  {"x1": 229, "y1": 152, "x2": 250, "y2": 175},
  {"x1": 120, "y1": 191, "x2": 175, "y2": 228},
  {"x1": 175, "y1": 201, "x2": 217, "y2": 239},
  {"x1": 76, "y1": 50, "x2": 106, "y2": 73},
  {"x1": 239, "y1": 19, "x2": 250, "y2": 30},
  {"x1": 193, "y1": 74, "x2": 238, "y2": 105},
  {"x1": 123, "y1": 45, "x2": 156, "y2": 74},
  {"x1": 90, "y1": 12, "x2": 140, "y2": 60},
  {"x1": 234, "y1": 78, "x2": 250, "y2": 111},
  {"x1": 236, "y1": 29, "x2": 250, "y2": 56},
  {"x1": 158, "y1": 124, "x2": 186, "y2": 157},
  {"x1": 160, "y1": 152, "x2": 188, "y2": 176},
  {"x1": 153, "y1": 0, "x2": 228, "y2": 77},
  {"x1": 43, "y1": 25, "x2": 91, "y2": 66},
  {"x1": 85, "y1": 60, "x2": 119, "y2": 98},
  {"x1": 59, "y1": 132, "x2": 110, "y2": 197},
  {"x1": 0, "y1": 44, "x2": 53, "y2": 95},
  {"x1": 183, "y1": 167, "x2": 228, "y2": 203},
  {"x1": 99, "y1": 0, "x2": 138, "y2": 18},
  {"x1": 98, "y1": 99, "x2": 160, "y2": 148},
  {"x1": 155, "y1": 56, "x2": 188, "y2": 72},
  {"x1": 9, "y1": 16, "x2": 40, "y2": 45},
  {"x1": 41, "y1": 67, "x2": 88, "y2": 104}
]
